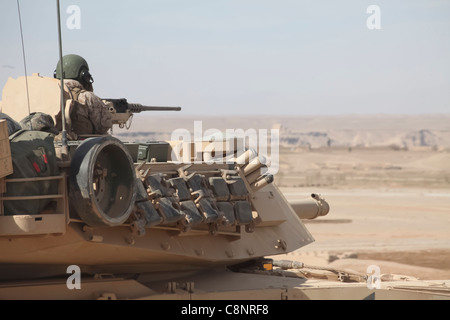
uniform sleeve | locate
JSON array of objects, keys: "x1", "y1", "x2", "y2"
[{"x1": 77, "y1": 91, "x2": 113, "y2": 134}]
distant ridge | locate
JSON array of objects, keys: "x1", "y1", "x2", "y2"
[{"x1": 113, "y1": 114, "x2": 450, "y2": 149}]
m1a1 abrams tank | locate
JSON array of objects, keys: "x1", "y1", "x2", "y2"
[{"x1": 0, "y1": 74, "x2": 449, "y2": 301}]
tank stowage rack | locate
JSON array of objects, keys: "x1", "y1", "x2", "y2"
[{"x1": 0, "y1": 173, "x2": 69, "y2": 236}]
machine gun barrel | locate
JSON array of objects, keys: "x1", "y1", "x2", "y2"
[
  {"x1": 127, "y1": 104, "x2": 181, "y2": 113},
  {"x1": 104, "y1": 98, "x2": 182, "y2": 129}
]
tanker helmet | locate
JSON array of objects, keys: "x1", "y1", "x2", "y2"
[{"x1": 54, "y1": 54, "x2": 94, "y2": 85}]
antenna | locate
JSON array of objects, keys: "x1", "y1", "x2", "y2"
[
  {"x1": 16, "y1": 0, "x2": 31, "y2": 124},
  {"x1": 56, "y1": 0, "x2": 68, "y2": 158}
]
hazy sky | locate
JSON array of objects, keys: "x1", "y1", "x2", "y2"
[{"x1": 1, "y1": 0, "x2": 449, "y2": 115}]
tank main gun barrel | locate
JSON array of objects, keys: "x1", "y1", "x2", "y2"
[{"x1": 289, "y1": 193, "x2": 330, "y2": 220}]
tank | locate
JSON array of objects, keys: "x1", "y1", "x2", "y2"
[{"x1": 0, "y1": 75, "x2": 449, "y2": 302}]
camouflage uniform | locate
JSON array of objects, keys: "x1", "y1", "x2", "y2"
[
  {"x1": 20, "y1": 112, "x2": 59, "y2": 135},
  {"x1": 64, "y1": 79, "x2": 112, "y2": 135},
  {"x1": 0, "y1": 112, "x2": 21, "y2": 136}
]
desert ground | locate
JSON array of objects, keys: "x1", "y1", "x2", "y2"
[
  {"x1": 114, "y1": 114, "x2": 450, "y2": 280},
  {"x1": 276, "y1": 149, "x2": 450, "y2": 280}
]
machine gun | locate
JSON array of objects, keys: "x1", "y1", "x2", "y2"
[{"x1": 104, "y1": 98, "x2": 181, "y2": 128}]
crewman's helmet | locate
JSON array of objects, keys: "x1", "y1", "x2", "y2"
[{"x1": 54, "y1": 54, "x2": 94, "y2": 85}]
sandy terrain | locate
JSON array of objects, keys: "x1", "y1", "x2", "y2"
[{"x1": 274, "y1": 147, "x2": 450, "y2": 280}]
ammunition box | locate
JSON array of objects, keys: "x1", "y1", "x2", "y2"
[
  {"x1": 137, "y1": 141, "x2": 170, "y2": 163},
  {"x1": 124, "y1": 143, "x2": 140, "y2": 162}
]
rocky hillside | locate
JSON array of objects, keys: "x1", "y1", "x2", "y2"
[{"x1": 113, "y1": 114, "x2": 450, "y2": 150}]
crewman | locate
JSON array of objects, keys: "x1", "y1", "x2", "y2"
[{"x1": 54, "y1": 54, "x2": 112, "y2": 136}]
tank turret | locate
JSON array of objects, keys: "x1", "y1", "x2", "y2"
[{"x1": 0, "y1": 74, "x2": 329, "y2": 283}]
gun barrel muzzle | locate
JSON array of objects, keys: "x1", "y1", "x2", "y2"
[{"x1": 289, "y1": 193, "x2": 330, "y2": 220}]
